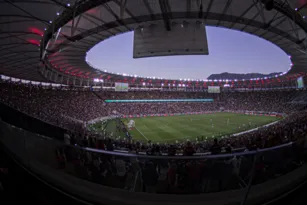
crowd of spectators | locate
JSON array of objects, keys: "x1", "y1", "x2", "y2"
[
  {"x1": 56, "y1": 111, "x2": 307, "y2": 194},
  {"x1": 69, "y1": 110, "x2": 307, "y2": 155},
  {"x1": 1, "y1": 81, "x2": 304, "y2": 124},
  {"x1": 2, "y1": 80, "x2": 307, "y2": 194},
  {"x1": 1, "y1": 80, "x2": 307, "y2": 155}
]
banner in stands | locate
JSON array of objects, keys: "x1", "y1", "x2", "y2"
[
  {"x1": 121, "y1": 111, "x2": 216, "y2": 119},
  {"x1": 121, "y1": 111, "x2": 283, "y2": 119},
  {"x1": 105, "y1": 99, "x2": 214, "y2": 103},
  {"x1": 115, "y1": 82, "x2": 129, "y2": 92},
  {"x1": 208, "y1": 86, "x2": 220, "y2": 93}
]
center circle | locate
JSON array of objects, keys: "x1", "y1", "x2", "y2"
[{"x1": 86, "y1": 27, "x2": 291, "y2": 80}]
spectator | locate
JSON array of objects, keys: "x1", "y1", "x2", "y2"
[{"x1": 210, "y1": 139, "x2": 221, "y2": 155}]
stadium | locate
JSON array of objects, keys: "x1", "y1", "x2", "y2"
[{"x1": 1, "y1": 0, "x2": 307, "y2": 205}]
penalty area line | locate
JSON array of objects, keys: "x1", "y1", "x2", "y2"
[{"x1": 135, "y1": 126, "x2": 149, "y2": 141}]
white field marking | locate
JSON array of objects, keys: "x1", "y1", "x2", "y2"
[
  {"x1": 230, "y1": 120, "x2": 279, "y2": 137},
  {"x1": 189, "y1": 118, "x2": 202, "y2": 122},
  {"x1": 156, "y1": 123, "x2": 169, "y2": 129},
  {"x1": 157, "y1": 135, "x2": 192, "y2": 142},
  {"x1": 135, "y1": 126, "x2": 149, "y2": 141},
  {"x1": 181, "y1": 135, "x2": 192, "y2": 139},
  {"x1": 142, "y1": 130, "x2": 166, "y2": 134},
  {"x1": 162, "y1": 124, "x2": 169, "y2": 129}
]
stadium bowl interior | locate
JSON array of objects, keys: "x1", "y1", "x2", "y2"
[{"x1": 1, "y1": 0, "x2": 307, "y2": 205}]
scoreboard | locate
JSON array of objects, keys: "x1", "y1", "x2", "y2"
[
  {"x1": 208, "y1": 86, "x2": 220, "y2": 93},
  {"x1": 115, "y1": 82, "x2": 129, "y2": 92}
]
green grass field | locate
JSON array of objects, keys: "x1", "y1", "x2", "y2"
[{"x1": 89, "y1": 113, "x2": 279, "y2": 143}]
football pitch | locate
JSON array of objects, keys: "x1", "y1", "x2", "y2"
[{"x1": 90, "y1": 113, "x2": 279, "y2": 143}]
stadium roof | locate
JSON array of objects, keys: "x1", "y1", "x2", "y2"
[{"x1": 1, "y1": 0, "x2": 307, "y2": 83}]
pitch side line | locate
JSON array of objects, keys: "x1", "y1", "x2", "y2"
[{"x1": 135, "y1": 126, "x2": 149, "y2": 141}]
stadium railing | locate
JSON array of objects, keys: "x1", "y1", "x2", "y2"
[{"x1": 1, "y1": 119, "x2": 307, "y2": 205}]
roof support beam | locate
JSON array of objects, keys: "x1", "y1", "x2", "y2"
[
  {"x1": 229, "y1": 1, "x2": 257, "y2": 28},
  {"x1": 120, "y1": 0, "x2": 127, "y2": 19},
  {"x1": 71, "y1": 13, "x2": 82, "y2": 37},
  {"x1": 0, "y1": 56, "x2": 38, "y2": 67},
  {"x1": 113, "y1": 0, "x2": 138, "y2": 23},
  {"x1": 186, "y1": 0, "x2": 191, "y2": 18},
  {"x1": 143, "y1": 0, "x2": 155, "y2": 20},
  {"x1": 0, "y1": 51, "x2": 38, "y2": 58},
  {"x1": 103, "y1": 2, "x2": 131, "y2": 31},
  {"x1": 79, "y1": 15, "x2": 117, "y2": 38},
  {"x1": 255, "y1": 0, "x2": 267, "y2": 24},
  {"x1": 159, "y1": 0, "x2": 171, "y2": 31},
  {"x1": 217, "y1": 0, "x2": 233, "y2": 26},
  {"x1": 3, "y1": 0, "x2": 48, "y2": 25},
  {"x1": 204, "y1": 0, "x2": 214, "y2": 20},
  {"x1": 241, "y1": 6, "x2": 262, "y2": 32}
]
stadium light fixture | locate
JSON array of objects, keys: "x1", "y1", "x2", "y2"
[{"x1": 67, "y1": 3, "x2": 71, "y2": 7}]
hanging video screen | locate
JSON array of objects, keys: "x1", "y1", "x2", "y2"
[
  {"x1": 115, "y1": 82, "x2": 129, "y2": 92},
  {"x1": 208, "y1": 86, "x2": 220, "y2": 93}
]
